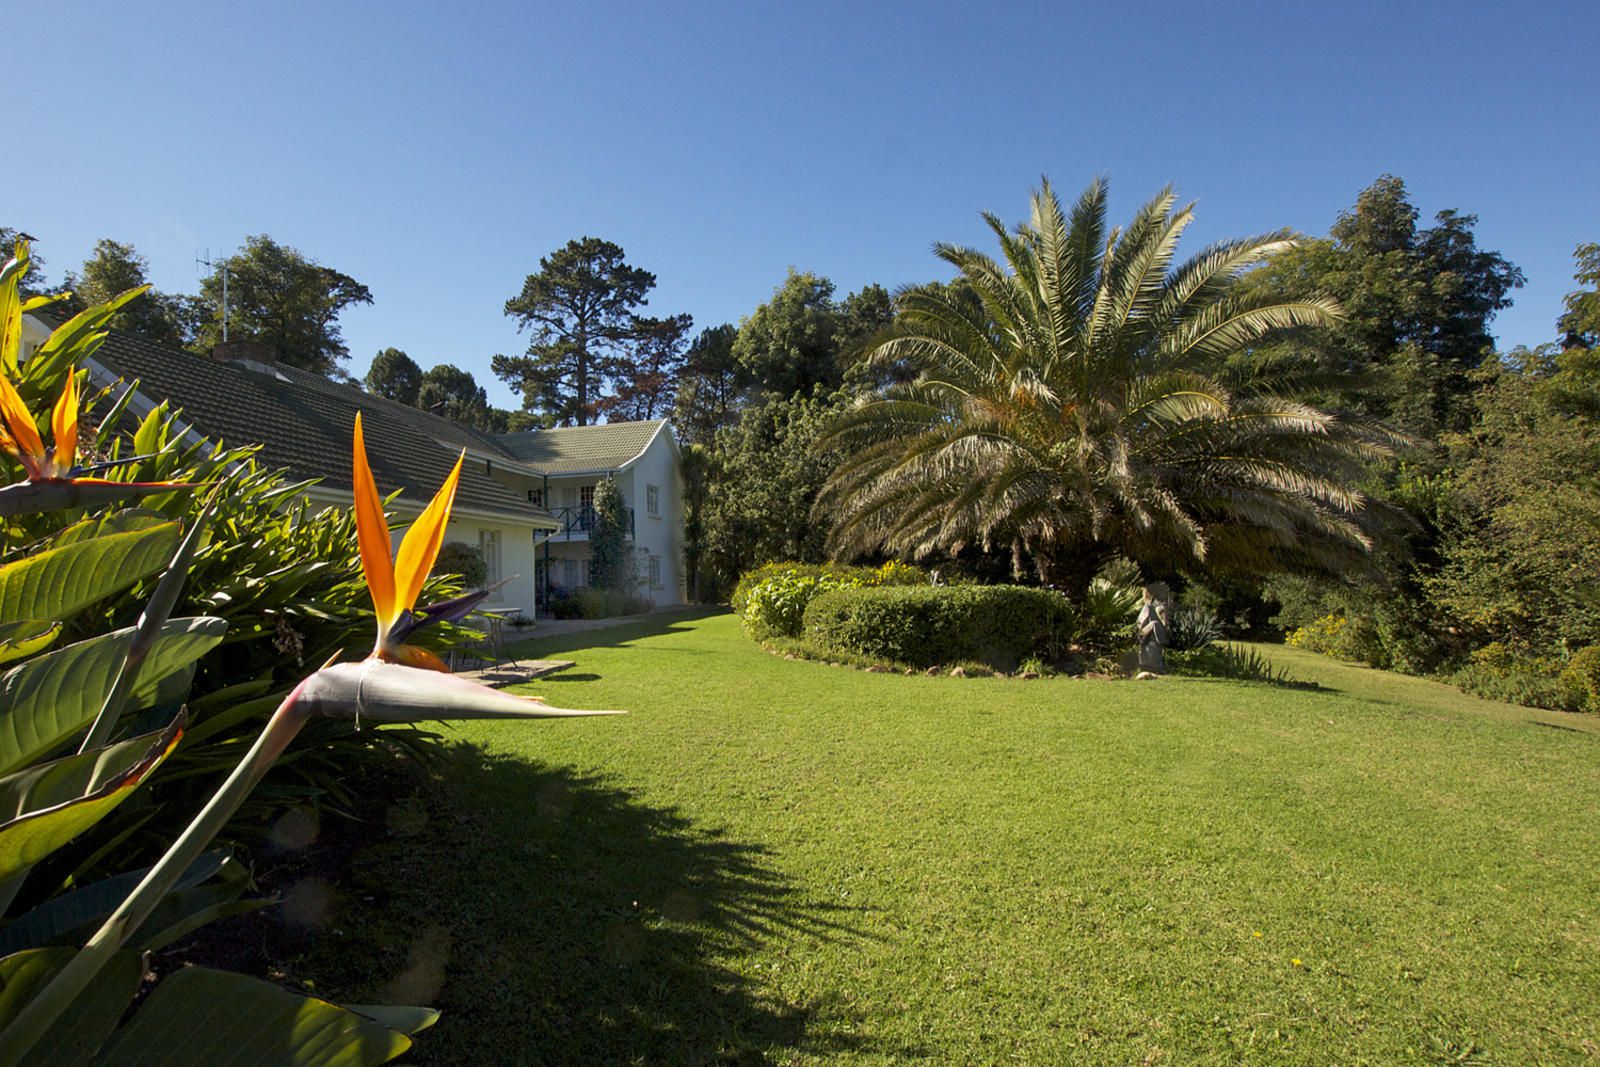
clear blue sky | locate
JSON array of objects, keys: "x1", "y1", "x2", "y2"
[{"x1": 13, "y1": 0, "x2": 1597, "y2": 407}]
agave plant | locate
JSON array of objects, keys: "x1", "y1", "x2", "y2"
[{"x1": 819, "y1": 178, "x2": 1397, "y2": 600}]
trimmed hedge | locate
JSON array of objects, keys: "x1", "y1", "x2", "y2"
[{"x1": 802, "y1": 585, "x2": 1074, "y2": 671}]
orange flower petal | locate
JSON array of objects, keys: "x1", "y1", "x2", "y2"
[
  {"x1": 50, "y1": 371, "x2": 78, "y2": 475},
  {"x1": 393, "y1": 450, "x2": 464, "y2": 616},
  {"x1": 387, "y1": 644, "x2": 451, "y2": 672},
  {"x1": 352, "y1": 413, "x2": 397, "y2": 628},
  {"x1": 0, "y1": 372, "x2": 43, "y2": 461}
]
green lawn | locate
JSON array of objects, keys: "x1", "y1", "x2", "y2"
[{"x1": 314, "y1": 611, "x2": 1600, "y2": 1064}]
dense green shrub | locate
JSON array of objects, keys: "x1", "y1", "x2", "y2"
[
  {"x1": 801, "y1": 585, "x2": 1074, "y2": 671},
  {"x1": 730, "y1": 562, "x2": 874, "y2": 617},
  {"x1": 1559, "y1": 646, "x2": 1600, "y2": 713},
  {"x1": 742, "y1": 571, "x2": 866, "y2": 639},
  {"x1": 436, "y1": 541, "x2": 488, "y2": 588},
  {"x1": 1446, "y1": 642, "x2": 1571, "y2": 710},
  {"x1": 549, "y1": 587, "x2": 652, "y2": 620}
]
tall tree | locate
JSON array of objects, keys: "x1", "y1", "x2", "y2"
[
  {"x1": 599, "y1": 312, "x2": 693, "y2": 421},
  {"x1": 820, "y1": 178, "x2": 1393, "y2": 601},
  {"x1": 196, "y1": 235, "x2": 372, "y2": 376},
  {"x1": 731, "y1": 269, "x2": 845, "y2": 398},
  {"x1": 417, "y1": 363, "x2": 492, "y2": 424},
  {"x1": 496, "y1": 238, "x2": 656, "y2": 425},
  {"x1": 672, "y1": 323, "x2": 742, "y2": 445},
  {"x1": 1558, "y1": 242, "x2": 1600, "y2": 350},
  {"x1": 366, "y1": 347, "x2": 423, "y2": 405},
  {"x1": 65, "y1": 239, "x2": 197, "y2": 347},
  {"x1": 1240, "y1": 175, "x2": 1523, "y2": 437}
]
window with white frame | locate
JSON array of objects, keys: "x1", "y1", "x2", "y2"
[
  {"x1": 648, "y1": 555, "x2": 662, "y2": 587},
  {"x1": 580, "y1": 485, "x2": 595, "y2": 510},
  {"x1": 527, "y1": 487, "x2": 543, "y2": 507},
  {"x1": 646, "y1": 484, "x2": 660, "y2": 517},
  {"x1": 478, "y1": 529, "x2": 501, "y2": 591}
]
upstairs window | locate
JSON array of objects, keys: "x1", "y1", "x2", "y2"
[
  {"x1": 528, "y1": 488, "x2": 543, "y2": 507},
  {"x1": 646, "y1": 484, "x2": 660, "y2": 517}
]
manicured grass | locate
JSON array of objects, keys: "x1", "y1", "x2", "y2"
[{"x1": 313, "y1": 611, "x2": 1600, "y2": 1064}]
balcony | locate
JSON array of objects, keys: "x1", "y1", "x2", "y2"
[{"x1": 548, "y1": 505, "x2": 634, "y2": 541}]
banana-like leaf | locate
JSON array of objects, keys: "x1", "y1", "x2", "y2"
[
  {"x1": 24, "y1": 284, "x2": 150, "y2": 385},
  {"x1": 0, "y1": 717, "x2": 183, "y2": 882},
  {"x1": 132, "y1": 880, "x2": 269, "y2": 953},
  {"x1": 0, "y1": 850, "x2": 233, "y2": 956},
  {"x1": 0, "y1": 481, "x2": 188, "y2": 520},
  {"x1": 0, "y1": 617, "x2": 223, "y2": 774},
  {"x1": 340, "y1": 1005, "x2": 440, "y2": 1036},
  {"x1": 0, "y1": 621, "x2": 59, "y2": 667},
  {"x1": 0, "y1": 521, "x2": 179, "y2": 624},
  {"x1": 0, "y1": 947, "x2": 143, "y2": 1067},
  {"x1": 97, "y1": 966, "x2": 413, "y2": 1067},
  {"x1": 50, "y1": 508, "x2": 171, "y2": 547}
]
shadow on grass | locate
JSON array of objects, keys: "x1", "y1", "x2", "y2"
[
  {"x1": 311, "y1": 741, "x2": 878, "y2": 1065},
  {"x1": 506, "y1": 606, "x2": 728, "y2": 660}
]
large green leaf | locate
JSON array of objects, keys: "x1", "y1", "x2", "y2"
[
  {"x1": 0, "y1": 521, "x2": 179, "y2": 624},
  {"x1": 0, "y1": 948, "x2": 144, "y2": 1067},
  {"x1": 50, "y1": 509, "x2": 172, "y2": 548},
  {"x1": 98, "y1": 966, "x2": 413, "y2": 1066},
  {"x1": 0, "y1": 850, "x2": 233, "y2": 956},
  {"x1": 0, "y1": 617, "x2": 224, "y2": 774},
  {"x1": 0, "y1": 718, "x2": 183, "y2": 882},
  {"x1": 0, "y1": 621, "x2": 59, "y2": 667}
]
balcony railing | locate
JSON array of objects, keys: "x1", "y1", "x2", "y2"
[{"x1": 550, "y1": 505, "x2": 634, "y2": 540}]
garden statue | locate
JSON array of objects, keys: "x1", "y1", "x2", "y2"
[{"x1": 1137, "y1": 582, "x2": 1171, "y2": 674}]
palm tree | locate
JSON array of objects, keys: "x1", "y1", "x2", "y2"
[{"x1": 818, "y1": 178, "x2": 1395, "y2": 601}]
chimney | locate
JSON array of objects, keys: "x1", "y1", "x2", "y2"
[{"x1": 212, "y1": 340, "x2": 275, "y2": 365}]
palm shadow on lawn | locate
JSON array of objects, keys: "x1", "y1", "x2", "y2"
[{"x1": 313, "y1": 741, "x2": 880, "y2": 1065}]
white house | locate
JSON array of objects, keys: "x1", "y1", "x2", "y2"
[
  {"x1": 492, "y1": 420, "x2": 685, "y2": 608},
  {"x1": 19, "y1": 313, "x2": 688, "y2": 616}
]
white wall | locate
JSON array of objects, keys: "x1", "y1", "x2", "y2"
[{"x1": 625, "y1": 428, "x2": 685, "y2": 606}]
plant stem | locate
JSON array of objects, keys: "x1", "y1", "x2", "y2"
[{"x1": 0, "y1": 688, "x2": 310, "y2": 1067}]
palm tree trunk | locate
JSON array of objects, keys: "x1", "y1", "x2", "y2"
[{"x1": 1035, "y1": 542, "x2": 1104, "y2": 605}]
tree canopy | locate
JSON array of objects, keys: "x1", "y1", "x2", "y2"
[
  {"x1": 1239, "y1": 175, "x2": 1523, "y2": 437},
  {"x1": 196, "y1": 235, "x2": 373, "y2": 376},
  {"x1": 496, "y1": 237, "x2": 661, "y2": 425},
  {"x1": 366, "y1": 347, "x2": 423, "y2": 405}
]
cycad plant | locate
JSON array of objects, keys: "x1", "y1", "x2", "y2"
[{"x1": 819, "y1": 178, "x2": 1395, "y2": 599}]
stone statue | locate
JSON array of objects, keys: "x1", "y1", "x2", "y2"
[{"x1": 1136, "y1": 583, "x2": 1171, "y2": 674}]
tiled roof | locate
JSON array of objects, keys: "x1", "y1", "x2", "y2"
[
  {"x1": 493, "y1": 419, "x2": 665, "y2": 475},
  {"x1": 38, "y1": 316, "x2": 557, "y2": 527}
]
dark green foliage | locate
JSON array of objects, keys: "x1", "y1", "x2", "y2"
[
  {"x1": 366, "y1": 347, "x2": 423, "y2": 405},
  {"x1": 497, "y1": 237, "x2": 661, "y2": 426},
  {"x1": 671, "y1": 324, "x2": 741, "y2": 446},
  {"x1": 1239, "y1": 175, "x2": 1523, "y2": 437},
  {"x1": 694, "y1": 394, "x2": 846, "y2": 599},
  {"x1": 435, "y1": 541, "x2": 488, "y2": 589},
  {"x1": 417, "y1": 363, "x2": 493, "y2": 427},
  {"x1": 801, "y1": 585, "x2": 1074, "y2": 671},
  {"x1": 1166, "y1": 607, "x2": 1222, "y2": 652},
  {"x1": 1167, "y1": 643, "x2": 1303, "y2": 686},
  {"x1": 1445, "y1": 643, "x2": 1571, "y2": 711},
  {"x1": 195, "y1": 235, "x2": 373, "y2": 377},
  {"x1": 588, "y1": 476, "x2": 633, "y2": 594},
  {"x1": 547, "y1": 587, "x2": 651, "y2": 619},
  {"x1": 1557, "y1": 243, "x2": 1599, "y2": 350},
  {"x1": 62, "y1": 239, "x2": 197, "y2": 348},
  {"x1": 1559, "y1": 645, "x2": 1600, "y2": 714}
]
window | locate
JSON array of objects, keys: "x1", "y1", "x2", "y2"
[
  {"x1": 648, "y1": 555, "x2": 662, "y2": 587},
  {"x1": 478, "y1": 529, "x2": 501, "y2": 592},
  {"x1": 562, "y1": 558, "x2": 579, "y2": 588},
  {"x1": 580, "y1": 485, "x2": 595, "y2": 510},
  {"x1": 528, "y1": 488, "x2": 543, "y2": 507},
  {"x1": 646, "y1": 484, "x2": 660, "y2": 517}
]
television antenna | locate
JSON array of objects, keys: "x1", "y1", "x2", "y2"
[{"x1": 195, "y1": 249, "x2": 230, "y2": 342}]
